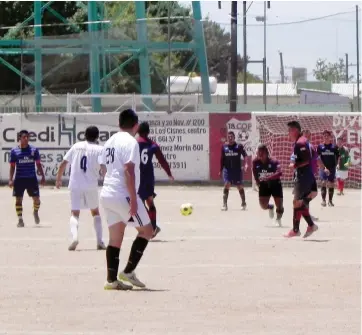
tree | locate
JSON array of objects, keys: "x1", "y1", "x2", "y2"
[{"x1": 313, "y1": 58, "x2": 353, "y2": 83}]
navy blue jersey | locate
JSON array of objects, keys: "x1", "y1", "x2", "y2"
[
  {"x1": 10, "y1": 145, "x2": 40, "y2": 179},
  {"x1": 252, "y1": 158, "x2": 281, "y2": 183},
  {"x1": 293, "y1": 136, "x2": 313, "y2": 180},
  {"x1": 137, "y1": 137, "x2": 172, "y2": 182},
  {"x1": 317, "y1": 143, "x2": 339, "y2": 170},
  {"x1": 220, "y1": 143, "x2": 247, "y2": 171}
]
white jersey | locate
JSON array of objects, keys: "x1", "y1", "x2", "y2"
[
  {"x1": 100, "y1": 131, "x2": 140, "y2": 200},
  {"x1": 63, "y1": 141, "x2": 103, "y2": 190}
]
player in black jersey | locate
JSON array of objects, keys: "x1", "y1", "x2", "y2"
[
  {"x1": 252, "y1": 144, "x2": 284, "y2": 226},
  {"x1": 317, "y1": 130, "x2": 339, "y2": 207},
  {"x1": 219, "y1": 131, "x2": 248, "y2": 211}
]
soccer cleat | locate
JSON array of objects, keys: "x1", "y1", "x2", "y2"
[
  {"x1": 337, "y1": 191, "x2": 342, "y2": 196},
  {"x1": 153, "y1": 226, "x2": 161, "y2": 239},
  {"x1": 303, "y1": 224, "x2": 319, "y2": 238},
  {"x1": 17, "y1": 218, "x2": 24, "y2": 228},
  {"x1": 269, "y1": 207, "x2": 275, "y2": 219},
  {"x1": 321, "y1": 200, "x2": 327, "y2": 207},
  {"x1": 104, "y1": 280, "x2": 133, "y2": 291},
  {"x1": 97, "y1": 241, "x2": 107, "y2": 250},
  {"x1": 275, "y1": 218, "x2": 282, "y2": 227},
  {"x1": 283, "y1": 230, "x2": 301, "y2": 238},
  {"x1": 68, "y1": 240, "x2": 79, "y2": 251},
  {"x1": 221, "y1": 204, "x2": 228, "y2": 211},
  {"x1": 328, "y1": 201, "x2": 334, "y2": 207},
  {"x1": 118, "y1": 271, "x2": 146, "y2": 288},
  {"x1": 33, "y1": 211, "x2": 40, "y2": 225},
  {"x1": 241, "y1": 203, "x2": 247, "y2": 210}
]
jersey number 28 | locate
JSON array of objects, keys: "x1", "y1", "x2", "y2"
[{"x1": 141, "y1": 148, "x2": 149, "y2": 164}]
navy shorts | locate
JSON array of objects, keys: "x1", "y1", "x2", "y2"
[
  {"x1": 223, "y1": 168, "x2": 243, "y2": 185},
  {"x1": 259, "y1": 181, "x2": 283, "y2": 198},
  {"x1": 293, "y1": 176, "x2": 316, "y2": 201},
  {"x1": 319, "y1": 169, "x2": 336, "y2": 182},
  {"x1": 13, "y1": 178, "x2": 39, "y2": 198},
  {"x1": 138, "y1": 181, "x2": 156, "y2": 201}
]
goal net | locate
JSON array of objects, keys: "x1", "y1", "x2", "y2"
[
  {"x1": 250, "y1": 112, "x2": 361, "y2": 189},
  {"x1": 66, "y1": 93, "x2": 198, "y2": 113}
]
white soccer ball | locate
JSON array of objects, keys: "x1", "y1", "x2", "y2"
[{"x1": 180, "y1": 203, "x2": 193, "y2": 216}]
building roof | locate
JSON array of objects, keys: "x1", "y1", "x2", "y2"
[{"x1": 214, "y1": 83, "x2": 359, "y2": 98}]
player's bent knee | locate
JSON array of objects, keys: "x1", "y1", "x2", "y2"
[{"x1": 259, "y1": 200, "x2": 269, "y2": 210}]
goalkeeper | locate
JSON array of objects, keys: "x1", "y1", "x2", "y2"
[{"x1": 336, "y1": 137, "x2": 351, "y2": 196}]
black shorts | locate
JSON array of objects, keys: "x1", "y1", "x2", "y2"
[
  {"x1": 13, "y1": 178, "x2": 39, "y2": 198},
  {"x1": 259, "y1": 181, "x2": 283, "y2": 198},
  {"x1": 293, "y1": 176, "x2": 316, "y2": 201}
]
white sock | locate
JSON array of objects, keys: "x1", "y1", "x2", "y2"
[
  {"x1": 93, "y1": 215, "x2": 103, "y2": 243},
  {"x1": 70, "y1": 216, "x2": 79, "y2": 241}
]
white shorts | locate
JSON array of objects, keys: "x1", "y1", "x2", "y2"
[
  {"x1": 100, "y1": 195, "x2": 150, "y2": 228},
  {"x1": 336, "y1": 170, "x2": 348, "y2": 180},
  {"x1": 70, "y1": 188, "x2": 99, "y2": 211}
]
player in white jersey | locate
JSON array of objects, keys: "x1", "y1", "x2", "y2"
[
  {"x1": 55, "y1": 126, "x2": 107, "y2": 251},
  {"x1": 100, "y1": 109, "x2": 153, "y2": 291}
]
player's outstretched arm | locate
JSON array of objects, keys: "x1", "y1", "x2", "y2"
[
  {"x1": 251, "y1": 159, "x2": 260, "y2": 186},
  {"x1": 55, "y1": 160, "x2": 68, "y2": 189},
  {"x1": 154, "y1": 147, "x2": 173, "y2": 180},
  {"x1": 34, "y1": 149, "x2": 45, "y2": 186}
]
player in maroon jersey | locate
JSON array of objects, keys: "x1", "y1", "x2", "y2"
[
  {"x1": 252, "y1": 144, "x2": 284, "y2": 226},
  {"x1": 137, "y1": 122, "x2": 174, "y2": 238}
]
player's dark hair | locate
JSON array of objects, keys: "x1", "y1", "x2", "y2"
[
  {"x1": 228, "y1": 131, "x2": 235, "y2": 137},
  {"x1": 287, "y1": 121, "x2": 301, "y2": 132},
  {"x1": 85, "y1": 126, "x2": 99, "y2": 142},
  {"x1": 323, "y1": 130, "x2": 332, "y2": 136},
  {"x1": 119, "y1": 108, "x2": 138, "y2": 129},
  {"x1": 17, "y1": 129, "x2": 29, "y2": 141},
  {"x1": 138, "y1": 122, "x2": 150, "y2": 137},
  {"x1": 257, "y1": 144, "x2": 269, "y2": 157}
]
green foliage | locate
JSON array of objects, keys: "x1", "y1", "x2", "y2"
[
  {"x1": 0, "y1": 1, "x2": 261, "y2": 94},
  {"x1": 313, "y1": 58, "x2": 353, "y2": 83}
]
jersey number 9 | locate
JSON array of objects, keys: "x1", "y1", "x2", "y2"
[
  {"x1": 106, "y1": 148, "x2": 115, "y2": 164},
  {"x1": 80, "y1": 156, "x2": 87, "y2": 172},
  {"x1": 141, "y1": 148, "x2": 149, "y2": 164}
]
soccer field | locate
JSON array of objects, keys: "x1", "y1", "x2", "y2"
[{"x1": 0, "y1": 186, "x2": 360, "y2": 335}]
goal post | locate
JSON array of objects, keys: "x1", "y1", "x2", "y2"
[
  {"x1": 250, "y1": 111, "x2": 361, "y2": 190},
  {"x1": 66, "y1": 93, "x2": 199, "y2": 113}
]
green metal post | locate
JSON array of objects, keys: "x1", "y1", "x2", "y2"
[
  {"x1": 191, "y1": 1, "x2": 211, "y2": 103},
  {"x1": 87, "y1": 1, "x2": 102, "y2": 112},
  {"x1": 34, "y1": 1, "x2": 42, "y2": 112},
  {"x1": 135, "y1": 1, "x2": 153, "y2": 111}
]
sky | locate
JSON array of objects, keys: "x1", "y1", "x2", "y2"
[{"x1": 179, "y1": 1, "x2": 360, "y2": 82}]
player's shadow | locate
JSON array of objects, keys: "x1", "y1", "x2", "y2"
[
  {"x1": 131, "y1": 288, "x2": 169, "y2": 292},
  {"x1": 75, "y1": 249, "x2": 104, "y2": 252},
  {"x1": 150, "y1": 239, "x2": 185, "y2": 243},
  {"x1": 31, "y1": 225, "x2": 52, "y2": 228},
  {"x1": 303, "y1": 239, "x2": 330, "y2": 243}
]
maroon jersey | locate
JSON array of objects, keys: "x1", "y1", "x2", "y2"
[{"x1": 252, "y1": 158, "x2": 281, "y2": 184}]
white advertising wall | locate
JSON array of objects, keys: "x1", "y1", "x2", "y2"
[{"x1": 0, "y1": 112, "x2": 210, "y2": 182}]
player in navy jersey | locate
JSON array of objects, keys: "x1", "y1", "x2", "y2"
[
  {"x1": 317, "y1": 130, "x2": 339, "y2": 207},
  {"x1": 219, "y1": 131, "x2": 248, "y2": 211},
  {"x1": 137, "y1": 122, "x2": 174, "y2": 238},
  {"x1": 284, "y1": 121, "x2": 318, "y2": 238},
  {"x1": 9, "y1": 130, "x2": 45, "y2": 227},
  {"x1": 252, "y1": 144, "x2": 284, "y2": 226}
]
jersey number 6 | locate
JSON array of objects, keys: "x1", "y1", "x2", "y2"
[
  {"x1": 106, "y1": 148, "x2": 115, "y2": 164},
  {"x1": 141, "y1": 148, "x2": 149, "y2": 164},
  {"x1": 80, "y1": 156, "x2": 87, "y2": 172}
]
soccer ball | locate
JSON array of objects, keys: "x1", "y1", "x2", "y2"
[{"x1": 180, "y1": 203, "x2": 193, "y2": 216}]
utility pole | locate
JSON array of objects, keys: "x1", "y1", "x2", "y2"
[
  {"x1": 243, "y1": 1, "x2": 247, "y2": 104},
  {"x1": 345, "y1": 53, "x2": 349, "y2": 83},
  {"x1": 279, "y1": 51, "x2": 285, "y2": 83},
  {"x1": 356, "y1": 5, "x2": 360, "y2": 112},
  {"x1": 230, "y1": 1, "x2": 238, "y2": 112}
]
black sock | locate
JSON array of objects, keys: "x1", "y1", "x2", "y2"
[
  {"x1": 300, "y1": 206, "x2": 314, "y2": 227},
  {"x1": 328, "y1": 188, "x2": 334, "y2": 202},
  {"x1": 293, "y1": 208, "x2": 302, "y2": 232},
  {"x1": 321, "y1": 186, "x2": 327, "y2": 201},
  {"x1": 124, "y1": 237, "x2": 149, "y2": 274},
  {"x1": 148, "y1": 204, "x2": 157, "y2": 230},
  {"x1": 223, "y1": 188, "x2": 229, "y2": 205},
  {"x1": 276, "y1": 207, "x2": 284, "y2": 220},
  {"x1": 239, "y1": 189, "x2": 246, "y2": 204},
  {"x1": 106, "y1": 245, "x2": 120, "y2": 283}
]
